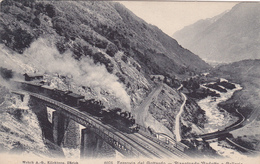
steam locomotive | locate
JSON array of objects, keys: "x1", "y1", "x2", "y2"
[
  {"x1": 12, "y1": 78, "x2": 139, "y2": 133},
  {"x1": 102, "y1": 108, "x2": 139, "y2": 133},
  {"x1": 79, "y1": 99, "x2": 139, "y2": 133}
]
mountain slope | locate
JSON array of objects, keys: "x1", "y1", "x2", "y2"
[
  {"x1": 0, "y1": 1, "x2": 210, "y2": 156},
  {"x1": 173, "y1": 10, "x2": 228, "y2": 53},
  {"x1": 173, "y1": 2, "x2": 260, "y2": 63},
  {"x1": 0, "y1": 0, "x2": 209, "y2": 79},
  {"x1": 0, "y1": 0, "x2": 209, "y2": 140}
]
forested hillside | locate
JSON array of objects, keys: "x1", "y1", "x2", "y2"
[{"x1": 0, "y1": 0, "x2": 209, "y2": 78}]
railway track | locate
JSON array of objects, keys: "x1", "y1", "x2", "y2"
[
  {"x1": 138, "y1": 130, "x2": 189, "y2": 158},
  {"x1": 226, "y1": 137, "x2": 259, "y2": 154},
  {"x1": 79, "y1": 112, "x2": 159, "y2": 158},
  {"x1": 18, "y1": 91, "x2": 186, "y2": 158},
  {"x1": 30, "y1": 92, "x2": 158, "y2": 158},
  {"x1": 134, "y1": 133, "x2": 181, "y2": 158},
  {"x1": 155, "y1": 133, "x2": 189, "y2": 155},
  {"x1": 196, "y1": 108, "x2": 246, "y2": 140}
]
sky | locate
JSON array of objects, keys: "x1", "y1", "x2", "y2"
[{"x1": 119, "y1": 1, "x2": 238, "y2": 36}]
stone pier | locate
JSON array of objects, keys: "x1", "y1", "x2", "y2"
[
  {"x1": 52, "y1": 111, "x2": 80, "y2": 148},
  {"x1": 53, "y1": 111, "x2": 67, "y2": 146},
  {"x1": 80, "y1": 127, "x2": 104, "y2": 158},
  {"x1": 28, "y1": 95, "x2": 115, "y2": 158},
  {"x1": 62, "y1": 119, "x2": 81, "y2": 149}
]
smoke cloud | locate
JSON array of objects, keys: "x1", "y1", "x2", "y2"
[{"x1": 0, "y1": 39, "x2": 131, "y2": 110}]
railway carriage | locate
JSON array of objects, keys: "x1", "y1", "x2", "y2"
[{"x1": 12, "y1": 78, "x2": 140, "y2": 134}]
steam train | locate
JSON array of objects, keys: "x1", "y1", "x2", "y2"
[
  {"x1": 102, "y1": 108, "x2": 139, "y2": 133},
  {"x1": 79, "y1": 99, "x2": 139, "y2": 133},
  {"x1": 12, "y1": 79, "x2": 139, "y2": 133}
]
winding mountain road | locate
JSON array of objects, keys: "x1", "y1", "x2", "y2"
[
  {"x1": 134, "y1": 84, "x2": 163, "y2": 126},
  {"x1": 177, "y1": 84, "x2": 183, "y2": 91},
  {"x1": 175, "y1": 92, "x2": 187, "y2": 142}
]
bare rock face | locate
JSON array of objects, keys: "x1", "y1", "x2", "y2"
[{"x1": 173, "y1": 3, "x2": 260, "y2": 63}]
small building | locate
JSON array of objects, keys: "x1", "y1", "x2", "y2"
[{"x1": 24, "y1": 73, "x2": 43, "y2": 81}]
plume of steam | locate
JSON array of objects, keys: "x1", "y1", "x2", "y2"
[{"x1": 0, "y1": 39, "x2": 131, "y2": 110}]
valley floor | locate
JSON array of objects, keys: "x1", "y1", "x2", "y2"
[{"x1": 212, "y1": 64, "x2": 260, "y2": 153}]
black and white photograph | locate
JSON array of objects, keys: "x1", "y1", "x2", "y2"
[{"x1": 0, "y1": 0, "x2": 259, "y2": 163}]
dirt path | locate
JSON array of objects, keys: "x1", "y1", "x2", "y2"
[
  {"x1": 177, "y1": 84, "x2": 183, "y2": 91},
  {"x1": 175, "y1": 92, "x2": 186, "y2": 142}
]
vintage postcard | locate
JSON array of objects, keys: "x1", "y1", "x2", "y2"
[{"x1": 0, "y1": 0, "x2": 259, "y2": 164}]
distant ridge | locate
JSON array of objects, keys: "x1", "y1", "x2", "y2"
[{"x1": 173, "y1": 2, "x2": 260, "y2": 63}]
